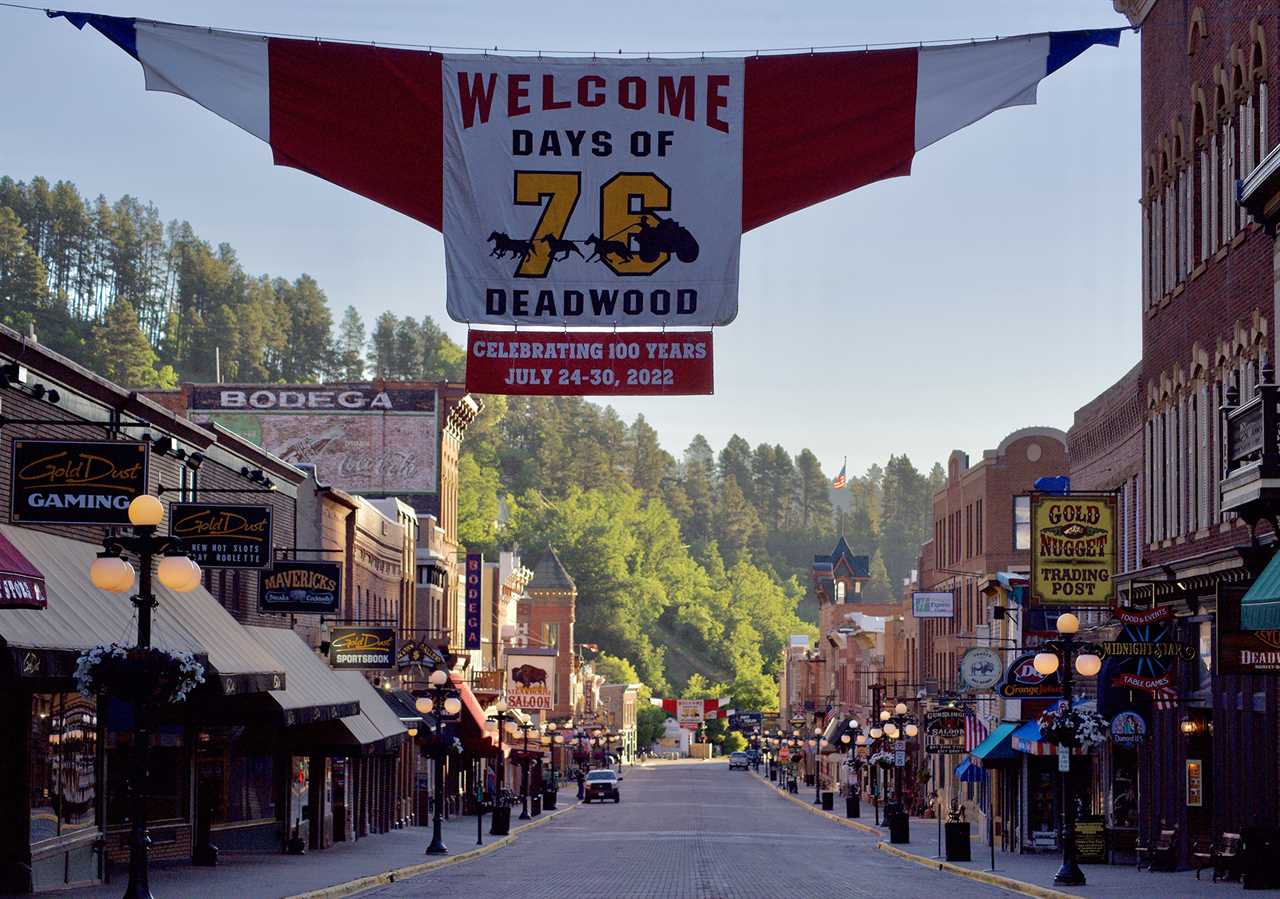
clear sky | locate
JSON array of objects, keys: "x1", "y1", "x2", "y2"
[{"x1": 0, "y1": 0, "x2": 1139, "y2": 479}]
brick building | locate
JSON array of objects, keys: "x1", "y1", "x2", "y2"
[{"x1": 520, "y1": 550, "x2": 577, "y2": 720}]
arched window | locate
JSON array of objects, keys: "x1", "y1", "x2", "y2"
[
  {"x1": 1174, "y1": 129, "x2": 1189, "y2": 280},
  {"x1": 1213, "y1": 79, "x2": 1228, "y2": 247},
  {"x1": 1143, "y1": 164, "x2": 1158, "y2": 305},
  {"x1": 1251, "y1": 36, "x2": 1268, "y2": 169},
  {"x1": 1234, "y1": 63, "x2": 1248, "y2": 232},
  {"x1": 1192, "y1": 96, "x2": 1208, "y2": 263}
]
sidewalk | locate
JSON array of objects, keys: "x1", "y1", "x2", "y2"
[
  {"x1": 68, "y1": 796, "x2": 577, "y2": 899},
  {"x1": 753, "y1": 772, "x2": 1279, "y2": 897}
]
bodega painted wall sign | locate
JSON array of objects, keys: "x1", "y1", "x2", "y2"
[
  {"x1": 330, "y1": 627, "x2": 396, "y2": 669},
  {"x1": 465, "y1": 330, "x2": 713, "y2": 396},
  {"x1": 10, "y1": 439, "x2": 149, "y2": 525},
  {"x1": 259, "y1": 561, "x2": 341, "y2": 614},
  {"x1": 170, "y1": 503, "x2": 273, "y2": 568},
  {"x1": 1030, "y1": 493, "x2": 1117, "y2": 607}
]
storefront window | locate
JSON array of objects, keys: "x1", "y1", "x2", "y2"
[
  {"x1": 1027, "y1": 763, "x2": 1058, "y2": 848},
  {"x1": 29, "y1": 693, "x2": 99, "y2": 844},
  {"x1": 196, "y1": 727, "x2": 277, "y2": 825},
  {"x1": 1109, "y1": 746, "x2": 1139, "y2": 829},
  {"x1": 105, "y1": 699, "x2": 189, "y2": 825}
]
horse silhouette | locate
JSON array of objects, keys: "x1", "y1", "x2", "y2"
[
  {"x1": 583, "y1": 234, "x2": 633, "y2": 263},
  {"x1": 540, "y1": 234, "x2": 584, "y2": 261},
  {"x1": 486, "y1": 231, "x2": 535, "y2": 260}
]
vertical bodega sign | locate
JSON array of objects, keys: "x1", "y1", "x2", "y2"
[
  {"x1": 464, "y1": 553, "x2": 482, "y2": 650},
  {"x1": 1029, "y1": 493, "x2": 1117, "y2": 607}
]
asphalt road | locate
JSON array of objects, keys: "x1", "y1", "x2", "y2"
[{"x1": 365, "y1": 760, "x2": 1018, "y2": 899}]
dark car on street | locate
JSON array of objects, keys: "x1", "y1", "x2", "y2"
[
  {"x1": 584, "y1": 769, "x2": 621, "y2": 803},
  {"x1": 728, "y1": 751, "x2": 750, "y2": 770}
]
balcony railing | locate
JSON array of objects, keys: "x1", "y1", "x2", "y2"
[{"x1": 1220, "y1": 368, "x2": 1280, "y2": 534}]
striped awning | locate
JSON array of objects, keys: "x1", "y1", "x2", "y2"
[{"x1": 1011, "y1": 720, "x2": 1087, "y2": 756}]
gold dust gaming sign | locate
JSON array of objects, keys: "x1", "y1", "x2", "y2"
[
  {"x1": 170, "y1": 504, "x2": 272, "y2": 569},
  {"x1": 259, "y1": 561, "x2": 341, "y2": 614},
  {"x1": 1030, "y1": 494, "x2": 1117, "y2": 607},
  {"x1": 10, "y1": 439, "x2": 148, "y2": 525}
]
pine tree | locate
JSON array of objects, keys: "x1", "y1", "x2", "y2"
[
  {"x1": 89, "y1": 299, "x2": 168, "y2": 387},
  {"x1": 335, "y1": 306, "x2": 366, "y2": 381},
  {"x1": 368, "y1": 311, "x2": 398, "y2": 378},
  {"x1": 864, "y1": 550, "x2": 895, "y2": 602}
]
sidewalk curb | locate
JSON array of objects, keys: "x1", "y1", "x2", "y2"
[
  {"x1": 873, "y1": 842, "x2": 1076, "y2": 899},
  {"x1": 749, "y1": 771, "x2": 881, "y2": 836},
  {"x1": 285, "y1": 802, "x2": 578, "y2": 899}
]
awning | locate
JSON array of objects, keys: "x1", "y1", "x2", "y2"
[
  {"x1": 821, "y1": 715, "x2": 853, "y2": 752},
  {"x1": 1241, "y1": 549, "x2": 1280, "y2": 630},
  {"x1": 0, "y1": 529, "x2": 46, "y2": 610},
  {"x1": 451, "y1": 672, "x2": 498, "y2": 753},
  {"x1": 955, "y1": 759, "x2": 985, "y2": 782},
  {"x1": 970, "y1": 722, "x2": 1018, "y2": 766},
  {"x1": 1011, "y1": 720, "x2": 1087, "y2": 757},
  {"x1": 243, "y1": 625, "x2": 360, "y2": 725},
  {"x1": 332, "y1": 671, "x2": 408, "y2": 754},
  {"x1": 381, "y1": 689, "x2": 424, "y2": 725},
  {"x1": 0, "y1": 525, "x2": 284, "y2": 694}
]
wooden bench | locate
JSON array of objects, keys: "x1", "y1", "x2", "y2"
[
  {"x1": 1136, "y1": 827, "x2": 1178, "y2": 871},
  {"x1": 1194, "y1": 832, "x2": 1242, "y2": 882}
]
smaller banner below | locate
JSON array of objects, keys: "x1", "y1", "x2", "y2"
[
  {"x1": 466, "y1": 330, "x2": 712, "y2": 396},
  {"x1": 170, "y1": 503, "x2": 273, "y2": 568},
  {"x1": 330, "y1": 627, "x2": 396, "y2": 669}
]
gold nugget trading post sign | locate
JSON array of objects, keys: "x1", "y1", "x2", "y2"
[{"x1": 1030, "y1": 494, "x2": 1117, "y2": 607}]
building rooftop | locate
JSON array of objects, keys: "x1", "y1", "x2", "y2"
[{"x1": 528, "y1": 547, "x2": 576, "y2": 592}]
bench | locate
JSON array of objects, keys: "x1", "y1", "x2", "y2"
[
  {"x1": 1194, "y1": 832, "x2": 1242, "y2": 882},
  {"x1": 1136, "y1": 827, "x2": 1178, "y2": 872}
]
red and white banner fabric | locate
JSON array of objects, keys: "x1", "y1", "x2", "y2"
[
  {"x1": 652, "y1": 696, "x2": 730, "y2": 724},
  {"x1": 56, "y1": 14, "x2": 1120, "y2": 328}
]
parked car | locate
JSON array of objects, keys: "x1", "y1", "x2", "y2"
[
  {"x1": 728, "y1": 751, "x2": 750, "y2": 770},
  {"x1": 584, "y1": 769, "x2": 621, "y2": 803}
]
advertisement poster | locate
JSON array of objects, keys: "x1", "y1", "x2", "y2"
[
  {"x1": 912, "y1": 591, "x2": 955, "y2": 619},
  {"x1": 1029, "y1": 494, "x2": 1117, "y2": 607},
  {"x1": 464, "y1": 553, "x2": 482, "y2": 650},
  {"x1": 9, "y1": 439, "x2": 148, "y2": 525},
  {"x1": 1186, "y1": 759, "x2": 1203, "y2": 807},
  {"x1": 1075, "y1": 815, "x2": 1106, "y2": 863},
  {"x1": 505, "y1": 649, "x2": 556, "y2": 710},
  {"x1": 465, "y1": 330, "x2": 713, "y2": 396},
  {"x1": 330, "y1": 627, "x2": 396, "y2": 669},
  {"x1": 170, "y1": 503, "x2": 273, "y2": 568},
  {"x1": 443, "y1": 57, "x2": 743, "y2": 328},
  {"x1": 677, "y1": 699, "x2": 706, "y2": 725},
  {"x1": 259, "y1": 561, "x2": 341, "y2": 614},
  {"x1": 190, "y1": 384, "x2": 438, "y2": 495}
]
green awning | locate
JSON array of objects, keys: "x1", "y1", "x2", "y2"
[
  {"x1": 1241, "y1": 550, "x2": 1280, "y2": 630},
  {"x1": 970, "y1": 723, "x2": 1018, "y2": 766}
]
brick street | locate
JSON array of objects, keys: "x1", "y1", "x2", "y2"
[{"x1": 366, "y1": 761, "x2": 1016, "y2": 899}]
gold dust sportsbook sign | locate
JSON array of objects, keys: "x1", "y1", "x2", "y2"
[
  {"x1": 1030, "y1": 494, "x2": 1117, "y2": 607},
  {"x1": 444, "y1": 58, "x2": 742, "y2": 327}
]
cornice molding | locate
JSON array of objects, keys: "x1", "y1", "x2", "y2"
[{"x1": 1113, "y1": 0, "x2": 1156, "y2": 28}]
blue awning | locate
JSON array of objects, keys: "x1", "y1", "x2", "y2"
[
  {"x1": 970, "y1": 722, "x2": 1018, "y2": 765},
  {"x1": 1241, "y1": 549, "x2": 1280, "y2": 630},
  {"x1": 955, "y1": 758, "x2": 985, "y2": 782},
  {"x1": 1012, "y1": 719, "x2": 1086, "y2": 756}
]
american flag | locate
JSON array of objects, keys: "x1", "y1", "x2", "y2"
[
  {"x1": 1152, "y1": 684, "x2": 1178, "y2": 711},
  {"x1": 832, "y1": 458, "x2": 847, "y2": 490},
  {"x1": 964, "y1": 711, "x2": 989, "y2": 751}
]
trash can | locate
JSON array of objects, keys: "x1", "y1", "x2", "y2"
[
  {"x1": 1242, "y1": 826, "x2": 1280, "y2": 890},
  {"x1": 769, "y1": 768, "x2": 778, "y2": 781},
  {"x1": 543, "y1": 786, "x2": 557, "y2": 810},
  {"x1": 821, "y1": 791, "x2": 834, "y2": 811},
  {"x1": 945, "y1": 822, "x2": 971, "y2": 861},
  {"x1": 846, "y1": 795, "x2": 860, "y2": 819},
  {"x1": 888, "y1": 811, "x2": 910, "y2": 844},
  {"x1": 530, "y1": 793, "x2": 541, "y2": 816},
  {"x1": 489, "y1": 805, "x2": 511, "y2": 836}
]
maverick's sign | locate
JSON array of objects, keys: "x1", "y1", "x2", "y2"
[
  {"x1": 330, "y1": 627, "x2": 396, "y2": 669},
  {"x1": 1030, "y1": 494, "x2": 1117, "y2": 607},
  {"x1": 170, "y1": 503, "x2": 272, "y2": 568},
  {"x1": 259, "y1": 561, "x2": 341, "y2": 614},
  {"x1": 10, "y1": 439, "x2": 149, "y2": 525}
]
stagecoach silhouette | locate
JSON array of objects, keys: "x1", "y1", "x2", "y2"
[{"x1": 627, "y1": 210, "x2": 699, "y2": 264}]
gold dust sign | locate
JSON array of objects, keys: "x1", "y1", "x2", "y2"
[{"x1": 1030, "y1": 494, "x2": 1117, "y2": 607}]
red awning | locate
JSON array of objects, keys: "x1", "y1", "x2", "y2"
[
  {"x1": 0, "y1": 530, "x2": 46, "y2": 610},
  {"x1": 451, "y1": 673, "x2": 497, "y2": 753}
]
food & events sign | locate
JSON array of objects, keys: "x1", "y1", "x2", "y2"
[
  {"x1": 170, "y1": 503, "x2": 273, "y2": 568},
  {"x1": 1029, "y1": 494, "x2": 1117, "y2": 607},
  {"x1": 10, "y1": 439, "x2": 148, "y2": 525},
  {"x1": 259, "y1": 560, "x2": 341, "y2": 614}
]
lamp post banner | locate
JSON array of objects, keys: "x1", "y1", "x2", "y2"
[{"x1": 1029, "y1": 493, "x2": 1117, "y2": 607}]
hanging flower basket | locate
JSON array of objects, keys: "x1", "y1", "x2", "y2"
[
  {"x1": 1037, "y1": 705, "x2": 1109, "y2": 749},
  {"x1": 74, "y1": 643, "x2": 205, "y2": 707},
  {"x1": 869, "y1": 750, "x2": 895, "y2": 769}
]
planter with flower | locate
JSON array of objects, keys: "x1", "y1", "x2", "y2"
[
  {"x1": 1037, "y1": 703, "x2": 1109, "y2": 749},
  {"x1": 869, "y1": 750, "x2": 896, "y2": 770},
  {"x1": 75, "y1": 643, "x2": 206, "y2": 708}
]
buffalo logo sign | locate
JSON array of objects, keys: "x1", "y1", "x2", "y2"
[
  {"x1": 505, "y1": 649, "x2": 555, "y2": 710},
  {"x1": 959, "y1": 646, "x2": 1002, "y2": 691},
  {"x1": 444, "y1": 59, "x2": 742, "y2": 327}
]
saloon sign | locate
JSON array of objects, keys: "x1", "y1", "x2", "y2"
[
  {"x1": 170, "y1": 504, "x2": 272, "y2": 568},
  {"x1": 1029, "y1": 494, "x2": 1117, "y2": 607},
  {"x1": 923, "y1": 710, "x2": 966, "y2": 753},
  {"x1": 259, "y1": 561, "x2": 341, "y2": 614},
  {"x1": 506, "y1": 649, "x2": 555, "y2": 710},
  {"x1": 10, "y1": 439, "x2": 148, "y2": 525}
]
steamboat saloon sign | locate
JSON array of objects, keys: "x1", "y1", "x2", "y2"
[{"x1": 9, "y1": 439, "x2": 149, "y2": 525}]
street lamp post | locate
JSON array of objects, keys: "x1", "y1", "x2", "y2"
[
  {"x1": 1032, "y1": 612, "x2": 1103, "y2": 888},
  {"x1": 89, "y1": 494, "x2": 203, "y2": 899},
  {"x1": 880, "y1": 701, "x2": 919, "y2": 843},
  {"x1": 517, "y1": 721, "x2": 536, "y2": 820},
  {"x1": 487, "y1": 700, "x2": 515, "y2": 835},
  {"x1": 415, "y1": 668, "x2": 463, "y2": 855}
]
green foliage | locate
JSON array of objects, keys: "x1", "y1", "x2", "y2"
[
  {"x1": 88, "y1": 299, "x2": 173, "y2": 388},
  {"x1": 721, "y1": 731, "x2": 748, "y2": 753},
  {"x1": 594, "y1": 653, "x2": 641, "y2": 685},
  {"x1": 636, "y1": 703, "x2": 668, "y2": 749}
]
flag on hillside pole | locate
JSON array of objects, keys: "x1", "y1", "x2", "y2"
[
  {"x1": 51, "y1": 12, "x2": 1122, "y2": 330},
  {"x1": 832, "y1": 458, "x2": 848, "y2": 490}
]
